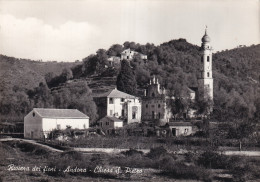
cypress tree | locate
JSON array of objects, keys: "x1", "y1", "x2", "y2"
[{"x1": 116, "y1": 60, "x2": 137, "y2": 95}]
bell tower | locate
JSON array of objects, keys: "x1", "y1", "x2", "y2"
[{"x1": 198, "y1": 27, "x2": 213, "y2": 100}]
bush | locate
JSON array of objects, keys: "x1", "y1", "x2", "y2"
[
  {"x1": 161, "y1": 161, "x2": 212, "y2": 181},
  {"x1": 197, "y1": 151, "x2": 230, "y2": 169},
  {"x1": 184, "y1": 151, "x2": 198, "y2": 163},
  {"x1": 121, "y1": 149, "x2": 143, "y2": 157},
  {"x1": 146, "y1": 146, "x2": 168, "y2": 159}
]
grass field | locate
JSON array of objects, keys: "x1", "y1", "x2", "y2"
[{"x1": 1, "y1": 140, "x2": 260, "y2": 182}]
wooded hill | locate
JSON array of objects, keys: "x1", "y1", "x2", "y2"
[{"x1": 0, "y1": 39, "x2": 259, "y2": 125}]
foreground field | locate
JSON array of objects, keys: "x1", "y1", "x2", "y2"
[{"x1": 1, "y1": 140, "x2": 260, "y2": 182}]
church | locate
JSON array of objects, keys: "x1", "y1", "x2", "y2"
[{"x1": 142, "y1": 28, "x2": 214, "y2": 123}]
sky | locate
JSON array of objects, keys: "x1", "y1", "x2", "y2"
[{"x1": 0, "y1": 0, "x2": 259, "y2": 62}]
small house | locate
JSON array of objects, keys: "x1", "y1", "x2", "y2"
[
  {"x1": 97, "y1": 116, "x2": 123, "y2": 134},
  {"x1": 24, "y1": 108, "x2": 89, "y2": 139},
  {"x1": 120, "y1": 48, "x2": 147, "y2": 61},
  {"x1": 167, "y1": 122, "x2": 193, "y2": 136}
]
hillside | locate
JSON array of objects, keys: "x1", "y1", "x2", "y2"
[
  {"x1": 0, "y1": 40, "x2": 259, "y2": 123},
  {"x1": 0, "y1": 55, "x2": 79, "y2": 92}
]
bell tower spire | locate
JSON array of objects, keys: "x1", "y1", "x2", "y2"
[{"x1": 198, "y1": 27, "x2": 214, "y2": 101}]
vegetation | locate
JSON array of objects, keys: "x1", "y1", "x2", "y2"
[
  {"x1": 0, "y1": 39, "x2": 259, "y2": 137},
  {"x1": 116, "y1": 60, "x2": 137, "y2": 95}
]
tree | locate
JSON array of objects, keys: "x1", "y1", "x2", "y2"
[
  {"x1": 61, "y1": 68, "x2": 73, "y2": 81},
  {"x1": 166, "y1": 85, "x2": 192, "y2": 119},
  {"x1": 116, "y1": 60, "x2": 137, "y2": 95},
  {"x1": 107, "y1": 44, "x2": 123, "y2": 57}
]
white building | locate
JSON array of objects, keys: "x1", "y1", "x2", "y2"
[
  {"x1": 97, "y1": 116, "x2": 123, "y2": 133},
  {"x1": 168, "y1": 122, "x2": 193, "y2": 136},
  {"x1": 107, "y1": 56, "x2": 121, "y2": 66},
  {"x1": 120, "y1": 48, "x2": 147, "y2": 61},
  {"x1": 94, "y1": 88, "x2": 142, "y2": 124},
  {"x1": 24, "y1": 108, "x2": 89, "y2": 139}
]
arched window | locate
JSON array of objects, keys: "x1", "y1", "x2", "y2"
[{"x1": 207, "y1": 56, "x2": 210, "y2": 62}]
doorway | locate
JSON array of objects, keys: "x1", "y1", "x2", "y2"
[{"x1": 172, "y1": 128, "x2": 176, "y2": 136}]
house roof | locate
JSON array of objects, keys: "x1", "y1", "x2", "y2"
[
  {"x1": 99, "y1": 116, "x2": 123, "y2": 122},
  {"x1": 168, "y1": 122, "x2": 193, "y2": 127},
  {"x1": 33, "y1": 108, "x2": 89, "y2": 118},
  {"x1": 95, "y1": 88, "x2": 138, "y2": 99},
  {"x1": 188, "y1": 87, "x2": 198, "y2": 93}
]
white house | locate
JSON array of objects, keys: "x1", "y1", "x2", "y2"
[
  {"x1": 94, "y1": 88, "x2": 142, "y2": 124},
  {"x1": 120, "y1": 48, "x2": 147, "y2": 61},
  {"x1": 107, "y1": 56, "x2": 121, "y2": 66},
  {"x1": 24, "y1": 108, "x2": 89, "y2": 139},
  {"x1": 167, "y1": 122, "x2": 193, "y2": 136},
  {"x1": 97, "y1": 116, "x2": 123, "y2": 133}
]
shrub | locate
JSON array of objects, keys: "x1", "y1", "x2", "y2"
[
  {"x1": 121, "y1": 149, "x2": 143, "y2": 157},
  {"x1": 161, "y1": 161, "x2": 212, "y2": 181},
  {"x1": 184, "y1": 151, "x2": 198, "y2": 163},
  {"x1": 110, "y1": 154, "x2": 157, "y2": 169},
  {"x1": 197, "y1": 151, "x2": 230, "y2": 169},
  {"x1": 146, "y1": 146, "x2": 168, "y2": 159}
]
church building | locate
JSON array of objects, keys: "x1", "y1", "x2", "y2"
[{"x1": 142, "y1": 28, "x2": 214, "y2": 123}]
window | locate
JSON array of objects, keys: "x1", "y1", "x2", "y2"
[
  {"x1": 100, "y1": 122, "x2": 102, "y2": 127},
  {"x1": 146, "y1": 104, "x2": 148, "y2": 108},
  {"x1": 121, "y1": 98, "x2": 125, "y2": 102},
  {"x1": 109, "y1": 98, "x2": 113, "y2": 104},
  {"x1": 158, "y1": 104, "x2": 161, "y2": 108},
  {"x1": 110, "y1": 110, "x2": 113, "y2": 116},
  {"x1": 132, "y1": 112, "x2": 136, "y2": 119},
  {"x1": 152, "y1": 93, "x2": 155, "y2": 97},
  {"x1": 121, "y1": 109, "x2": 125, "y2": 116},
  {"x1": 152, "y1": 111, "x2": 155, "y2": 119},
  {"x1": 158, "y1": 112, "x2": 161, "y2": 119},
  {"x1": 127, "y1": 56, "x2": 129, "y2": 59},
  {"x1": 32, "y1": 112, "x2": 35, "y2": 117},
  {"x1": 207, "y1": 56, "x2": 210, "y2": 62},
  {"x1": 207, "y1": 72, "x2": 210, "y2": 77},
  {"x1": 201, "y1": 57, "x2": 203, "y2": 63}
]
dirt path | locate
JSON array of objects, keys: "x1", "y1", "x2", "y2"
[
  {"x1": 2, "y1": 138, "x2": 260, "y2": 157},
  {"x1": 0, "y1": 138, "x2": 63, "y2": 153}
]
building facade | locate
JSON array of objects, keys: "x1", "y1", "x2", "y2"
[
  {"x1": 142, "y1": 76, "x2": 198, "y2": 123},
  {"x1": 168, "y1": 122, "x2": 193, "y2": 136},
  {"x1": 107, "y1": 56, "x2": 121, "y2": 66},
  {"x1": 24, "y1": 108, "x2": 89, "y2": 139},
  {"x1": 120, "y1": 48, "x2": 147, "y2": 61},
  {"x1": 142, "y1": 77, "x2": 170, "y2": 123},
  {"x1": 94, "y1": 88, "x2": 142, "y2": 124},
  {"x1": 97, "y1": 116, "x2": 123, "y2": 133}
]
